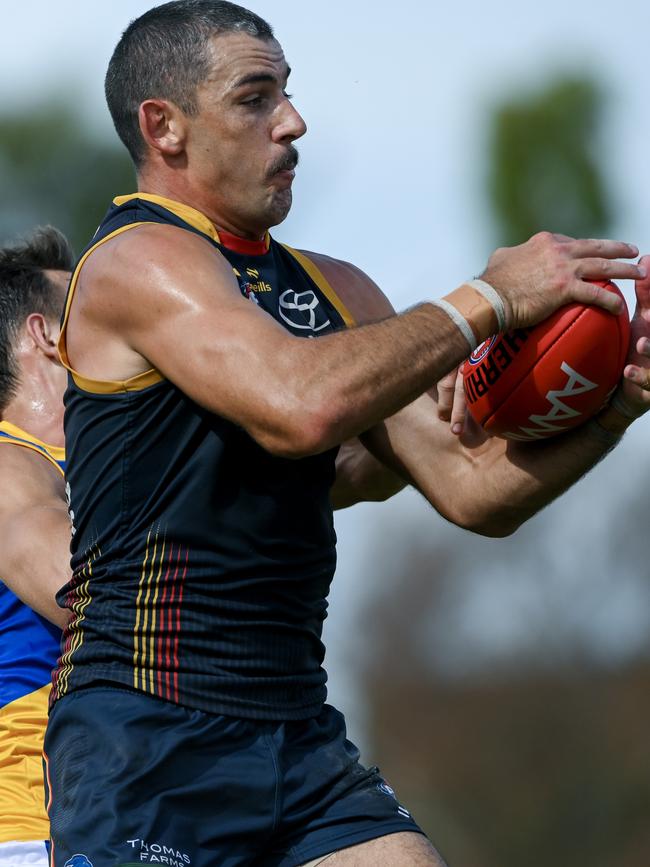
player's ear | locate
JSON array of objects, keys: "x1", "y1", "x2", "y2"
[
  {"x1": 25, "y1": 313, "x2": 60, "y2": 362},
  {"x1": 138, "y1": 99, "x2": 187, "y2": 158}
]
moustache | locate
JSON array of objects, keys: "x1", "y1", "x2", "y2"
[{"x1": 268, "y1": 147, "x2": 299, "y2": 177}]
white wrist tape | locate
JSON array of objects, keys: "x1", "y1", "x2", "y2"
[
  {"x1": 432, "y1": 299, "x2": 478, "y2": 351},
  {"x1": 431, "y1": 278, "x2": 505, "y2": 351},
  {"x1": 467, "y1": 279, "x2": 507, "y2": 333}
]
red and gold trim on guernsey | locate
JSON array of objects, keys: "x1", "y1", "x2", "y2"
[
  {"x1": 51, "y1": 545, "x2": 98, "y2": 701},
  {"x1": 57, "y1": 193, "x2": 354, "y2": 397},
  {"x1": 133, "y1": 526, "x2": 189, "y2": 703}
]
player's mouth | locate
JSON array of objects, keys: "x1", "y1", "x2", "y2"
[{"x1": 268, "y1": 149, "x2": 299, "y2": 185}]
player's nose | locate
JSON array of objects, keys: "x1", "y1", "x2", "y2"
[{"x1": 273, "y1": 100, "x2": 307, "y2": 143}]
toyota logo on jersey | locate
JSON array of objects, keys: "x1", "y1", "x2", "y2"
[{"x1": 278, "y1": 289, "x2": 331, "y2": 332}]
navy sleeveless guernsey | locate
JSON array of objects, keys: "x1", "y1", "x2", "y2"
[{"x1": 52, "y1": 193, "x2": 354, "y2": 720}]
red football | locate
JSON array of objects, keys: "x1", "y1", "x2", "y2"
[{"x1": 462, "y1": 281, "x2": 631, "y2": 440}]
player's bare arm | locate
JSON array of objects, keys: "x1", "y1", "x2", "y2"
[
  {"x1": 331, "y1": 438, "x2": 406, "y2": 510},
  {"x1": 66, "y1": 223, "x2": 641, "y2": 461},
  {"x1": 0, "y1": 444, "x2": 71, "y2": 627},
  {"x1": 311, "y1": 251, "x2": 650, "y2": 536}
]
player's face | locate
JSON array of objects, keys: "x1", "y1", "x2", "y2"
[{"x1": 189, "y1": 33, "x2": 306, "y2": 238}]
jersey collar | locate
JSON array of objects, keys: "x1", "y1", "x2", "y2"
[{"x1": 113, "y1": 193, "x2": 271, "y2": 255}]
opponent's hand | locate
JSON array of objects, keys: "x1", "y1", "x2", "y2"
[
  {"x1": 612, "y1": 254, "x2": 650, "y2": 419},
  {"x1": 481, "y1": 232, "x2": 644, "y2": 331}
]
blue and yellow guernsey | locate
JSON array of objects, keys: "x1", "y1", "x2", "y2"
[
  {"x1": 0, "y1": 422, "x2": 64, "y2": 842},
  {"x1": 52, "y1": 194, "x2": 355, "y2": 720}
]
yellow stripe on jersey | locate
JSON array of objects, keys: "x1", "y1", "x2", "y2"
[
  {"x1": 133, "y1": 527, "x2": 154, "y2": 692},
  {"x1": 0, "y1": 685, "x2": 50, "y2": 842},
  {"x1": 281, "y1": 246, "x2": 356, "y2": 329},
  {"x1": 58, "y1": 222, "x2": 164, "y2": 395},
  {"x1": 148, "y1": 537, "x2": 166, "y2": 695},
  {"x1": 55, "y1": 549, "x2": 97, "y2": 698},
  {"x1": 0, "y1": 421, "x2": 64, "y2": 476}
]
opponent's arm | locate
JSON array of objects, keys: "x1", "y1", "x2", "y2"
[
  {"x1": 315, "y1": 254, "x2": 650, "y2": 535},
  {"x1": 68, "y1": 224, "x2": 642, "y2": 460},
  {"x1": 0, "y1": 447, "x2": 71, "y2": 627}
]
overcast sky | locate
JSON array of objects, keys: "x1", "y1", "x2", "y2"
[{"x1": 4, "y1": 0, "x2": 650, "y2": 743}]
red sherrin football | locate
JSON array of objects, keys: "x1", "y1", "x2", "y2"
[{"x1": 462, "y1": 281, "x2": 630, "y2": 440}]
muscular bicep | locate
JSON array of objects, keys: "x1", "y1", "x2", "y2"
[{"x1": 72, "y1": 225, "x2": 310, "y2": 453}]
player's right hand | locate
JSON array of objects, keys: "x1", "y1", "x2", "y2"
[{"x1": 480, "y1": 232, "x2": 644, "y2": 330}]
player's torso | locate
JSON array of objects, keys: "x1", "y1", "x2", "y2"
[
  {"x1": 0, "y1": 423, "x2": 64, "y2": 842},
  {"x1": 54, "y1": 194, "x2": 354, "y2": 720}
]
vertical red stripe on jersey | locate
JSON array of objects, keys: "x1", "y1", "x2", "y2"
[
  {"x1": 164, "y1": 547, "x2": 181, "y2": 700},
  {"x1": 172, "y1": 549, "x2": 189, "y2": 703},
  {"x1": 156, "y1": 543, "x2": 174, "y2": 698}
]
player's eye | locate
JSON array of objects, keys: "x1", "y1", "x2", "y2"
[{"x1": 241, "y1": 95, "x2": 264, "y2": 107}]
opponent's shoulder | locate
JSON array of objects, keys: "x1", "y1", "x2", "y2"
[
  {"x1": 296, "y1": 249, "x2": 395, "y2": 324},
  {"x1": 0, "y1": 441, "x2": 64, "y2": 515}
]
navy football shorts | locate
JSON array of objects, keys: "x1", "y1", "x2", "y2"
[{"x1": 44, "y1": 687, "x2": 424, "y2": 867}]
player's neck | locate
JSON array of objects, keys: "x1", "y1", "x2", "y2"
[
  {"x1": 136, "y1": 173, "x2": 268, "y2": 242},
  {"x1": 2, "y1": 370, "x2": 64, "y2": 448}
]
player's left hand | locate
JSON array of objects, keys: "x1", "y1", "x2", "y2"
[
  {"x1": 437, "y1": 366, "x2": 489, "y2": 446},
  {"x1": 437, "y1": 367, "x2": 466, "y2": 433},
  {"x1": 615, "y1": 254, "x2": 650, "y2": 418}
]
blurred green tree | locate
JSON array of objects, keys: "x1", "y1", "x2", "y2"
[
  {"x1": 0, "y1": 105, "x2": 134, "y2": 254},
  {"x1": 487, "y1": 76, "x2": 611, "y2": 245}
]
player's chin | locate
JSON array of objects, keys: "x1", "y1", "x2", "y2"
[{"x1": 265, "y1": 190, "x2": 293, "y2": 227}]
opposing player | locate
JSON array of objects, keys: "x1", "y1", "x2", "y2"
[
  {"x1": 0, "y1": 227, "x2": 73, "y2": 867},
  {"x1": 45, "y1": 3, "x2": 650, "y2": 866}
]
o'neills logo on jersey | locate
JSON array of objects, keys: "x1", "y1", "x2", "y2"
[{"x1": 278, "y1": 289, "x2": 331, "y2": 332}]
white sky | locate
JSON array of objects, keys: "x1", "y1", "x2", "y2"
[{"x1": 3, "y1": 0, "x2": 650, "y2": 744}]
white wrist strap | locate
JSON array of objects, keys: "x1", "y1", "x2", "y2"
[
  {"x1": 432, "y1": 299, "x2": 478, "y2": 351},
  {"x1": 432, "y1": 278, "x2": 505, "y2": 351}
]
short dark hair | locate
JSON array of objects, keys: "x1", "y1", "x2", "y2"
[
  {"x1": 0, "y1": 226, "x2": 74, "y2": 411},
  {"x1": 105, "y1": 0, "x2": 274, "y2": 167}
]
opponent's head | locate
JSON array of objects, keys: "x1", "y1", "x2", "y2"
[
  {"x1": 0, "y1": 226, "x2": 73, "y2": 413},
  {"x1": 106, "y1": 1, "x2": 306, "y2": 236}
]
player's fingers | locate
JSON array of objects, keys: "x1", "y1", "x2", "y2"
[
  {"x1": 450, "y1": 370, "x2": 467, "y2": 436},
  {"x1": 567, "y1": 278, "x2": 624, "y2": 314},
  {"x1": 635, "y1": 336, "x2": 650, "y2": 357},
  {"x1": 437, "y1": 368, "x2": 458, "y2": 421},
  {"x1": 575, "y1": 259, "x2": 646, "y2": 282},
  {"x1": 567, "y1": 238, "x2": 639, "y2": 260},
  {"x1": 633, "y1": 255, "x2": 650, "y2": 310},
  {"x1": 623, "y1": 364, "x2": 650, "y2": 390}
]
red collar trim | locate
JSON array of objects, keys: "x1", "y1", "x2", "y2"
[{"x1": 217, "y1": 229, "x2": 270, "y2": 255}]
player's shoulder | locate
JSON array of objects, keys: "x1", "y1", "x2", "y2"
[
  {"x1": 84, "y1": 221, "x2": 222, "y2": 279},
  {"x1": 75, "y1": 221, "x2": 238, "y2": 327},
  {"x1": 295, "y1": 249, "x2": 395, "y2": 324}
]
